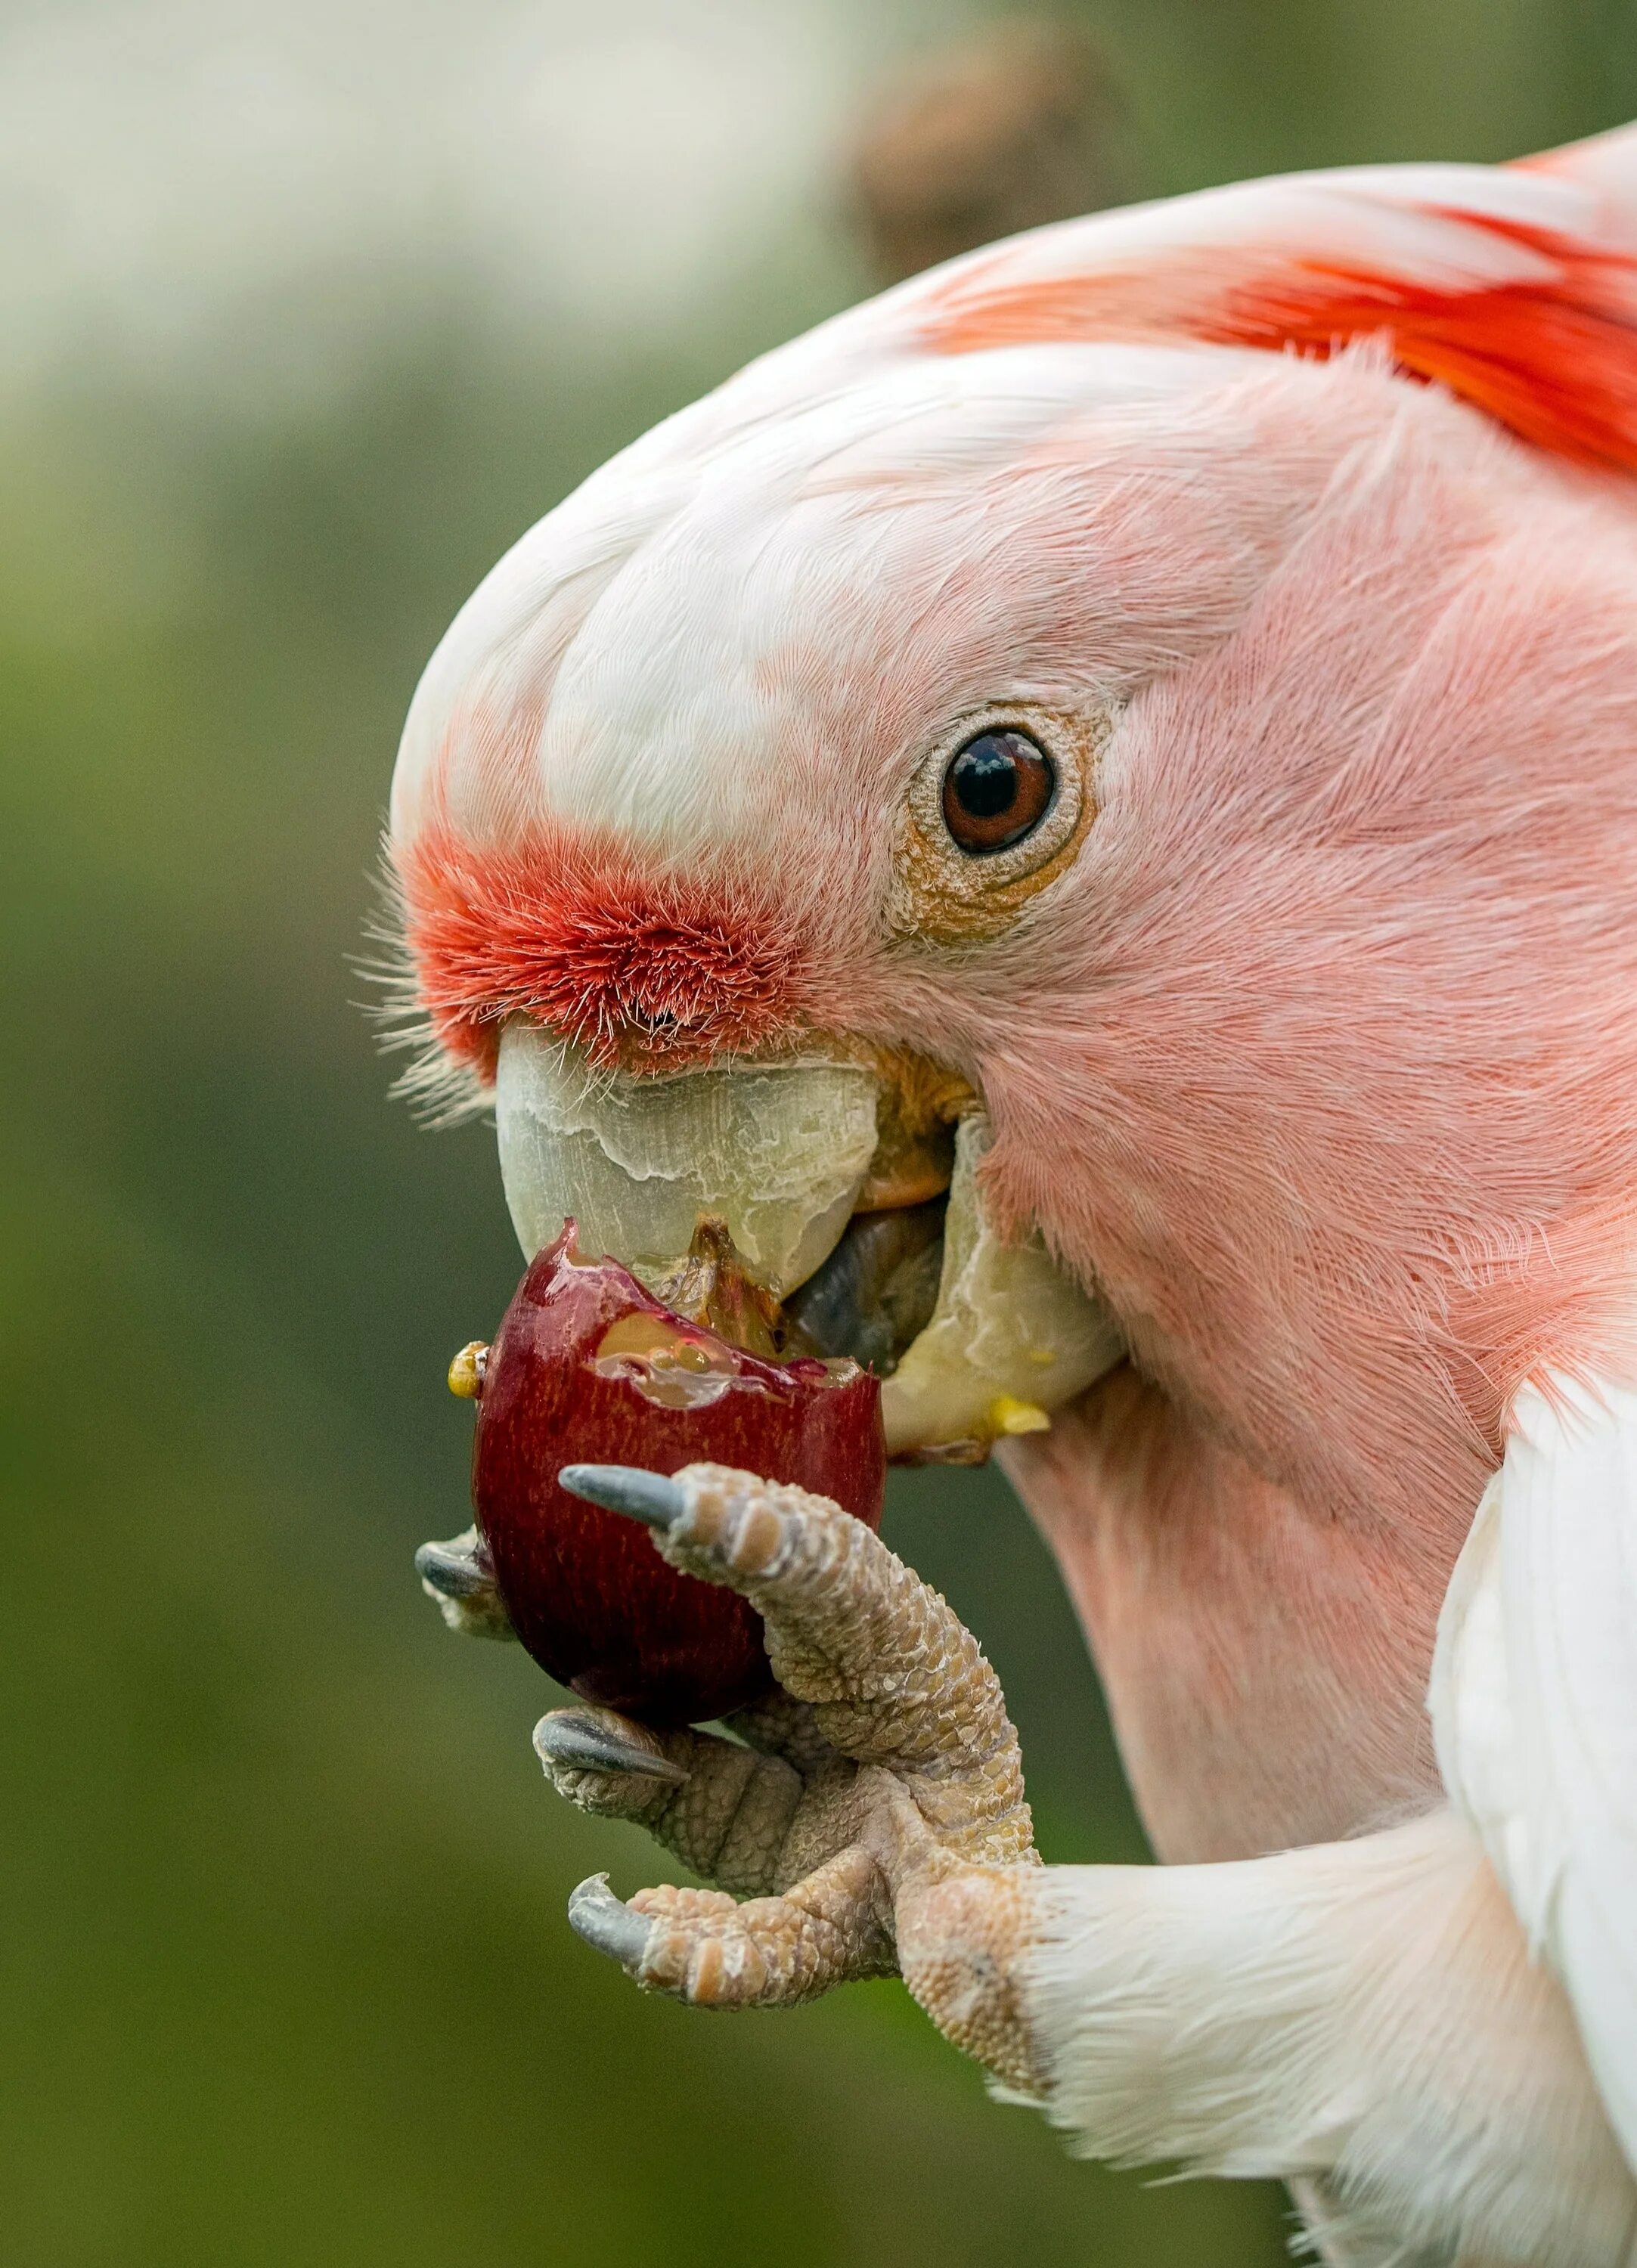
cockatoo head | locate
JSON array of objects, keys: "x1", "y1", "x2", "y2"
[{"x1": 389, "y1": 150, "x2": 1637, "y2": 1538}]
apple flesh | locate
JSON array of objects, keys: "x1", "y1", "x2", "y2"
[{"x1": 470, "y1": 1223, "x2": 886, "y2": 1726}]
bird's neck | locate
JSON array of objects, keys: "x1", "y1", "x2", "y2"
[{"x1": 1000, "y1": 1367, "x2": 1454, "y2": 1862}]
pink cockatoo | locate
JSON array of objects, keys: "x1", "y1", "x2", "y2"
[{"x1": 392, "y1": 120, "x2": 1637, "y2": 2267}]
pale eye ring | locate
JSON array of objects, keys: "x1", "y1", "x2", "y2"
[
  {"x1": 941, "y1": 729, "x2": 1056, "y2": 854},
  {"x1": 892, "y1": 702, "x2": 1105, "y2": 946}
]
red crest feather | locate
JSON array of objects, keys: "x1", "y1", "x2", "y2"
[{"x1": 919, "y1": 212, "x2": 1637, "y2": 474}]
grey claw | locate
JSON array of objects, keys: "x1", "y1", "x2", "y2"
[
  {"x1": 568, "y1": 1873, "x2": 653, "y2": 1972},
  {"x1": 414, "y1": 1526, "x2": 514, "y2": 1641},
  {"x1": 414, "y1": 1532, "x2": 491, "y2": 1598},
  {"x1": 534, "y1": 1712, "x2": 689, "y2": 1785},
  {"x1": 558, "y1": 1464, "x2": 687, "y2": 1530}
]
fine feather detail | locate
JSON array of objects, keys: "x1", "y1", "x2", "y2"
[
  {"x1": 911, "y1": 168, "x2": 1637, "y2": 472},
  {"x1": 357, "y1": 847, "x2": 491, "y2": 1126},
  {"x1": 394, "y1": 821, "x2": 816, "y2": 1076},
  {"x1": 922, "y1": 216, "x2": 1637, "y2": 473},
  {"x1": 1431, "y1": 1371, "x2": 1637, "y2": 2174},
  {"x1": 1019, "y1": 1811, "x2": 1637, "y2": 2264}
]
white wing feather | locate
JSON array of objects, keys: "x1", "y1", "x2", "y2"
[{"x1": 1431, "y1": 1372, "x2": 1637, "y2": 2171}]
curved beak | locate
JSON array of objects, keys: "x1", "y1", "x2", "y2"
[{"x1": 494, "y1": 1021, "x2": 1122, "y2": 1459}]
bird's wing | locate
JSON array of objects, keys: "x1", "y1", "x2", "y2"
[
  {"x1": 868, "y1": 129, "x2": 1637, "y2": 473},
  {"x1": 1430, "y1": 1371, "x2": 1637, "y2": 2170}
]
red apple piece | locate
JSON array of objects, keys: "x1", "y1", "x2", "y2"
[{"x1": 468, "y1": 1223, "x2": 885, "y2": 1726}]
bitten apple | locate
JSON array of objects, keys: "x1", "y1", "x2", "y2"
[{"x1": 468, "y1": 1224, "x2": 886, "y2": 1725}]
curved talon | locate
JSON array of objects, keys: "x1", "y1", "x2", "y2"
[
  {"x1": 414, "y1": 1527, "x2": 513, "y2": 1641},
  {"x1": 414, "y1": 1537, "x2": 491, "y2": 1599},
  {"x1": 534, "y1": 1711, "x2": 689, "y2": 1785},
  {"x1": 558, "y1": 1464, "x2": 686, "y2": 1530},
  {"x1": 568, "y1": 1873, "x2": 654, "y2": 1972}
]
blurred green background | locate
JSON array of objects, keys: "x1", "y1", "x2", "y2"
[{"x1": 6, "y1": 2, "x2": 1636, "y2": 2261}]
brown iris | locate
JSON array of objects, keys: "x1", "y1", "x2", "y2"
[{"x1": 941, "y1": 729, "x2": 1056, "y2": 854}]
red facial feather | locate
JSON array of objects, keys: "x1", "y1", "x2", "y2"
[
  {"x1": 921, "y1": 213, "x2": 1637, "y2": 472},
  {"x1": 395, "y1": 824, "x2": 812, "y2": 1074}
]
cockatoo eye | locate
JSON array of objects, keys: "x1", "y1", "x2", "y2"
[
  {"x1": 892, "y1": 702, "x2": 1108, "y2": 946},
  {"x1": 941, "y1": 730, "x2": 1056, "y2": 854}
]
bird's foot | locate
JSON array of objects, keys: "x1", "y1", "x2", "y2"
[{"x1": 535, "y1": 1461, "x2": 1051, "y2": 2091}]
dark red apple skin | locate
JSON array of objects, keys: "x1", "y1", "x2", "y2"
[{"x1": 472, "y1": 1225, "x2": 886, "y2": 1727}]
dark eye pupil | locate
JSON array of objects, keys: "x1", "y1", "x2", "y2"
[
  {"x1": 941, "y1": 728, "x2": 1056, "y2": 854},
  {"x1": 950, "y1": 738, "x2": 1022, "y2": 818}
]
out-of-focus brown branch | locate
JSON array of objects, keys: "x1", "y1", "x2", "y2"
[{"x1": 848, "y1": 19, "x2": 1136, "y2": 286}]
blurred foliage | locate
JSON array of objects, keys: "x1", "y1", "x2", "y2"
[{"x1": 7, "y1": 3, "x2": 1637, "y2": 2261}]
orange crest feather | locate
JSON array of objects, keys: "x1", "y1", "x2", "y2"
[{"x1": 920, "y1": 212, "x2": 1637, "y2": 473}]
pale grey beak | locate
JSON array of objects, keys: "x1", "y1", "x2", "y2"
[{"x1": 494, "y1": 1023, "x2": 1122, "y2": 1458}]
